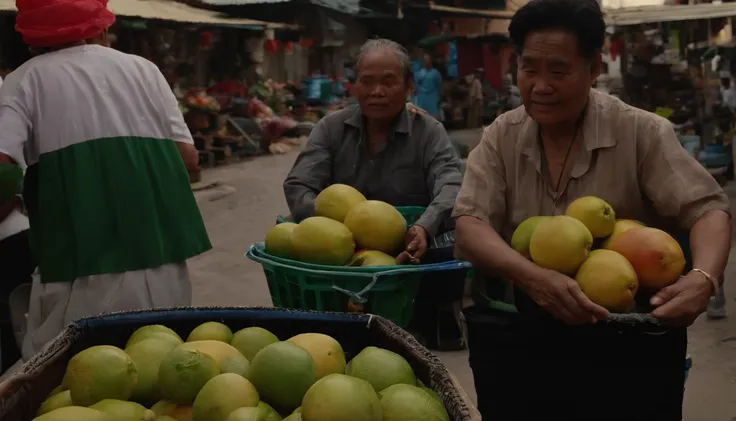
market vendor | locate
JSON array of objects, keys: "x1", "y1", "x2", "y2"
[
  {"x1": 0, "y1": 0, "x2": 211, "y2": 362},
  {"x1": 283, "y1": 38, "x2": 466, "y2": 350},
  {"x1": 452, "y1": 0, "x2": 731, "y2": 419}
]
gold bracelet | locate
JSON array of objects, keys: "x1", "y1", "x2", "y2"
[{"x1": 691, "y1": 268, "x2": 719, "y2": 297}]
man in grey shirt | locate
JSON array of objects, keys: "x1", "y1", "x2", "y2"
[{"x1": 283, "y1": 38, "x2": 465, "y2": 349}]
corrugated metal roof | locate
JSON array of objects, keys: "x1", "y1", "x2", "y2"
[
  {"x1": 605, "y1": 3, "x2": 736, "y2": 26},
  {"x1": 0, "y1": 0, "x2": 298, "y2": 28}
]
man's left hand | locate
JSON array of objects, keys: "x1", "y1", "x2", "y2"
[
  {"x1": 650, "y1": 271, "x2": 714, "y2": 326},
  {"x1": 396, "y1": 225, "x2": 429, "y2": 265},
  {"x1": 406, "y1": 103, "x2": 428, "y2": 116}
]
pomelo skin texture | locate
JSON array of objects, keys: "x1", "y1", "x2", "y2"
[
  {"x1": 265, "y1": 223, "x2": 298, "y2": 259},
  {"x1": 379, "y1": 384, "x2": 449, "y2": 421},
  {"x1": 150, "y1": 400, "x2": 193, "y2": 421},
  {"x1": 287, "y1": 333, "x2": 346, "y2": 379},
  {"x1": 187, "y1": 322, "x2": 233, "y2": 343},
  {"x1": 566, "y1": 196, "x2": 616, "y2": 238},
  {"x1": 32, "y1": 406, "x2": 114, "y2": 421},
  {"x1": 283, "y1": 414, "x2": 302, "y2": 421},
  {"x1": 179, "y1": 341, "x2": 244, "y2": 366},
  {"x1": 37, "y1": 390, "x2": 73, "y2": 416},
  {"x1": 602, "y1": 219, "x2": 646, "y2": 250},
  {"x1": 257, "y1": 401, "x2": 283, "y2": 421},
  {"x1": 315, "y1": 184, "x2": 367, "y2": 223},
  {"x1": 226, "y1": 407, "x2": 266, "y2": 421},
  {"x1": 89, "y1": 399, "x2": 156, "y2": 421},
  {"x1": 231, "y1": 327, "x2": 279, "y2": 362},
  {"x1": 192, "y1": 373, "x2": 260, "y2": 421},
  {"x1": 126, "y1": 338, "x2": 179, "y2": 404},
  {"x1": 158, "y1": 347, "x2": 220, "y2": 404},
  {"x1": 291, "y1": 217, "x2": 355, "y2": 266},
  {"x1": 126, "y1": 325, "x2": 183, "y2": 348},
  {"x1": 249, "y1": 341, "x2": 317, "y2": 413},
  {"x1": 529, "y1": 215, "x2": 593, "y2": 275},
  {"x1": 301, "y1": 374, "x2": 382, "y2": 421},
  {"x1": 343, "y1": 201, "x2": 407, "y2": 255},
  {"x1": 511, "y1": 216, "x2": 551, "y2": 258},
  {"x1": 345, "y1": 346, "x2": 416, "y2": 392},
  {"x1": 608, "y1": 227, "x2": 686, "y2": 290},
  {"x1": 62, "y1": 345, "x2": 138, "y2": 406},
  {"x1": 575, "y1": 249, "x2": 639, "y2": 313}
]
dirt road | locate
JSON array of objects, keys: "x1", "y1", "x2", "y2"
[{"x1": 190, "y1": 145, "x2": 736, "y2": 421}]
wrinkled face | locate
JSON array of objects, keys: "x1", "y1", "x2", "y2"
[
  {"x1": 355, "y1": 49, "x2": 410, "y2": 120},
  {"x1": 517, "y1": 29, "x2": 600, "y2": 126}
]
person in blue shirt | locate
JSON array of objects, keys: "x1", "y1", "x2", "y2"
[{"x1": 413, "y1": 53, "x2": 443, "y2": 120}]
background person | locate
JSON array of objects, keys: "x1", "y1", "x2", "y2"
[
  {"x1": 413, "y1": 53, "x2": 443, "y2": 120},
  {"x1": 452, "y1": 0, "x2": 731, "y2": 419}
]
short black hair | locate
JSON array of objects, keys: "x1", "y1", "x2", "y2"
[{"x1": 509, "y1": 0, "x2": 605, "y2": 59}]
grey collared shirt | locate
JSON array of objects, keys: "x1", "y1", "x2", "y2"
[{"x1": 284, "y1": 106, "x2": 463, "y2": 237}]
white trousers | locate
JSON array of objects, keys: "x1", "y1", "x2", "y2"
[{"x1": 21, "y1": 262, "x2": 192, "y2": 361}]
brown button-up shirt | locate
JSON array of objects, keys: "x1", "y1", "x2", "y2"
[{"x1": 453, "y1": 90, "x2": 729, "y2": 306}]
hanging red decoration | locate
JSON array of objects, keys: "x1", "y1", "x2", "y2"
[
  {"x1": 199, "y1": 32, "x2": 213, "y2": 48},
  {"x1": 299, "y1": 37, "x2": 314, "y2": 48},
  {"x1": 264, "y1": 39, "x2": 279, "y2": 53},
  {"x1": 284, "y1": 41, "x2": 295, "y2": 52}
]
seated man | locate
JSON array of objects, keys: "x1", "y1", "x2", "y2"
[{"x1": 283, "y1": 38, "x2": 465, "y2": 349}]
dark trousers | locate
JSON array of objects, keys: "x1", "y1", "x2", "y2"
[
  {"x1": 0, "y1": 230, "x2": 35, "y2": 371},
  {"x1": 465, "y1": 305, "x2": 687, "y2": 421}
]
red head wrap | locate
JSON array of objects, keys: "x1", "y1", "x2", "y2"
[{"x1": 15, "y1": 0, "x2": 116, "y2": 48}]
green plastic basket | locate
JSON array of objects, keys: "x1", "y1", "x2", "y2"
[{"x1": 246, "y1": 243, "x2": 471, "y2": 327}]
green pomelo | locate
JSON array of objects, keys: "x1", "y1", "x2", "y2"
[
  {"x1": 248, "y1": 342, "x2": 317, "y2": 413},
  {"x1": 420, "y1": 386, "x2": 442, "y2": 402},
  {"x1": 314, "y1": 184, "x2": 367, "y2": 223},
  {"x1": 187, "y1": 322, "x2": 233, "y2": 343},
  {"x1": 257, "y1": 402, "x2": 282, "y2": 421},
  {"x1": 62, "y1": 345, "x2": 138, "y2": 406},
  {"x1": 291, "y1": 217, "x2": 355, "y2": 266},
  {"x1": 178, "y1": 341, "x2": 244, "y2": 366},
  {"x1": 511, "y1": 216, "x2": 551, "y2": 258},
  {"x1": 265, "y1": 223, "x2": 298, "y2": 258},
  {"x1": 192, "y1": 373, "x2": 260, "y2": 421},
  {"x1": 32, "y1": 406, "x2": 113, "y2": 421},
  {"x1": 343, "y1": 200, "x2": 407, "y2": 255},
  {"x1": 379, "y1": 384, "x2": 449, "y2": 421},
  {"x1": 158, "y1": 347, "x2": 220, "y2": 404},
  {"x1": 345, "y1": 347, "x2": 416, "y2": 392},
  {"x1": 301, "y1": 374, "x2": 382, "y2": 421},
  {"x1": 89, "y1": 399, "x2": 156, "y2": 421},
  {"x1": 150, "y1": 400, "x2": 193, "y2": 421},
  {"x1": 283, "y1": 415, "x2": 301, "y2": 421},
  {"x1": 48, "y1": 385, "x2": 67, "y2": 397},
  {"x1": 231, "y1": 327, "x2": 279, "y2": 362},
  {"x1": 37, "y1": 390, "x2": 73, "y2": 416},
  {"x1": 292, "y1": 408, "x2": 301, "y2": 414},
  {"x1": 156, "y1": 417, "x2": 178, "y2": 421},
  {"x1": 126, "y1": 325, "x2": 183, "y2": 348},
  {"x1": 226, "y1": 407, "x2": 266, "y2": 421},
  {"x1": 529, "y1": 215, "x2": 593, "y2": 275},
  {"x1": 126, "y1": 338, "x2": 178, "y2": 404},
  {"x1": 220, "y1": 354, "x2": 251, "y2": 378}
]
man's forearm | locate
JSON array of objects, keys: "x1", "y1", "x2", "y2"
[
  {"x1": 284, "y1": 183, "x2": 317, "y2": 222},
  {"x1": 689, "y1": 209, "x2": 731, "y2": 279},
  {"x1": 455, "y1": 215, "x2": 545, "y2": 287}
]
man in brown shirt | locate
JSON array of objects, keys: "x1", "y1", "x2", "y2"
[{"x1": 452, "y1": 0, "x2": 731, "y2": 420}]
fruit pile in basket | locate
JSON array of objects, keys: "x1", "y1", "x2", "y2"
[
  {"x1": 511, "y1": 196, "x2": 686, "y2": 313},
  {"x1": 266, "y1": 185, "x2": 408, "y2": 267},
  {"x1": 35, "y1": 322, "x2": 449, "y2": 421}
]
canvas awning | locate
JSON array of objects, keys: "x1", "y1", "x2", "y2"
[
  {"x1": 605, "y1": 3, "x2": 736, "y2": 26},
  {"x1": 0, "y1": 0, "x2": 299, "y2": 29}
]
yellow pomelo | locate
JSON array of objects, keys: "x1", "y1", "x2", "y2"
[
  {"x1": 126, "y1": 338, "x2": 179, "y2": 404},
  {"x1": 566, "y1": 196, "x2": 616, "y2": 238},
  {"x1": 231, "y1": 327, "x2": 279, "y2": 362},
  {"x1": 265, "y1": 223, "x2": 298, "y2": 258},
  {"x1": 315, "y1": 184, "x2": 367, "y2": 223},
  {"x1": 179, "y1": 340, "x2": 243, "y2": 366},
  {"x1": 192, "y1": 373, "x2": 260, "y2": 421},
  {"x1": 287, "y1": 333, "x2": 346, "y2": 379},
  {"x1": 187, "y1": 322, "x2": 233, "y2": 343},
  {"x1": 301, "y1": 374, "x2": 382, "y2": 421},
  {"x1": 345, "y1": 346, "x2": 416, "y2": 392},
  {"x1": 256, "y1": 402, "x2": 282, "y2": 421},
  {"x1": 62, "y1": 345, "x2": 138, "y2": 406},
  {"x1": 343, "y1": 201, "x2": 407, "y2": 255},
  {"x1": 529, "y1": 216, "x2": 593, "y2": 275},
  {"x1": 89, "y1": 399, "x2": 156, "y2": 421},
  {"x1": 126, "y1": 325, "x2": 183, "y2": 349},
  {"x1": 226, "y1": 407, "x2": 266, "y2": 421},
  {"x1": 291, "y1": 217, "x2": 355, "y2": 266},
  {"x1": 379, "y1": 384, "x2": 449, "y2": 421},
  {"x1": 347, "y1": 250, "x2": 396, "y2": 267},
  {"x1": 37, "y1": 390, "x2": 73, "y2": 416},
  {"x1": 150, "y1": 400, "x2": 193, "y2": 421},
  {"x1": 511, "y1": 216, "x2": 551, "y2": 258},
  {"x1": 602, "y1": 219, "x2": 645, "y2": 250},
  {"x1": 32, "y1": 407, "x2": 113, "y2": 421},
  {"x1": 575, "y1": 249, "x2": 638, "y2": 312}
]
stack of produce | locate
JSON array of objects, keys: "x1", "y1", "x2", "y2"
[
  {"x1": 511, "y1": 196, "x2": 686, "y2": 312},
  {"x1": 34, "y1": 321, "x2": 449, "y2": 421},
  {"x1": 265, "y1": 184, "x2": 408, "y2": 268}
]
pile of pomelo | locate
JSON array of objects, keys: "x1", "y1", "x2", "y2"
[
  {"x1": 34, "y1": 321, "x2": 449, "y2": 421},
  {"x1": 511, "y1": 196, "x2": 686, "y2": 312},
  {"x1": 266, "y1": 184, "x2": 407, "y2": 267}
]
